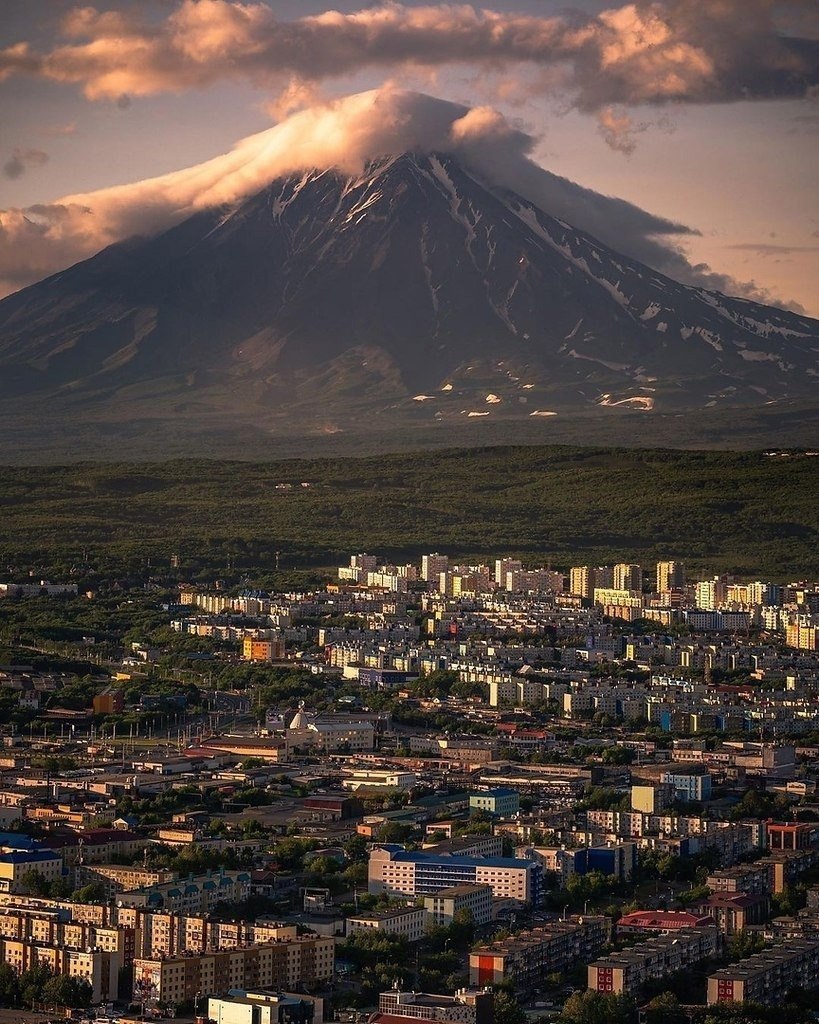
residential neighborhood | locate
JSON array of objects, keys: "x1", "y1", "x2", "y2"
[{"x1": 0, "y1": 551, "x2": 817, "y2": 1023}]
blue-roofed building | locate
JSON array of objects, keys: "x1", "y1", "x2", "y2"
[
  {"x1": 0, "y1": 849, "x2": 64, "y2": 893},
  {"x1": 0, "y1": 833, "x2": 41, "y2": 853},
  {"x1": 120, "y1": 869, "x2": 251, "y2": 914},
  {"x1": 368, "y1": 845, "x2": 542, "y2": 905}
]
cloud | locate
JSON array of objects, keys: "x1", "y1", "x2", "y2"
[
  {"x1": 2, "y1": 148, "x2": 49, "y2": 180},
  {"x1": 0, "y1": 87, "x2": 802, "y2": 311},
  {"x1": 0, "y1": 0, "x2": 817, "y2": 115},
  {"x1": 727, "y1": 242, "x2": 819, "y2": 254}
]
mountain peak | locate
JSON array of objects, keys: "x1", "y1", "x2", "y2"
[{"x1": 0, "y1": 149, "x2": 817, "y2": 449}]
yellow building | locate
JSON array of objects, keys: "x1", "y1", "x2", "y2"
[
  {"x1": 242, "y1": 637, "x2": 285, "y2": 661},
  {"x1": 0, "y1": 852, "x2": 63, "y2": 894},
  {"x1": 786, "y1": 622, "x2": 819, "y2": 651}
]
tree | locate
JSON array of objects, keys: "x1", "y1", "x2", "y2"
[
  {"x1": 560, "y1": 990, "x2": 637, "y2": 1024},
  {"x1": 643, "y1": 992, "x2": 687, "y2": 1024},
  {"x1": 72, "y1": 881, "x2": 106, "y2": 903},
  {"x1": 20, "y1": 869, "x2": 51, "y2": 896},
  {"x1": 19, "y1": 963, "x2": 52, "y2": 1008},
  {"x1": 0, "y1": 962, "x2": 19, "y2": 1006},
  {"x1": 727, "y1": 930, "x2": 765, "y2": 962},
  {"x1": 493, "y1": 991, "x2": 526, "y2": 1024},
  {"x1": 42, "y1": 974, "x2": 92, "y2": 1009}
]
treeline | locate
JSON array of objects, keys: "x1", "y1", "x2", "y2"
[{"x1": 0, "y1": 445, "x2": 817, "y2": 577}]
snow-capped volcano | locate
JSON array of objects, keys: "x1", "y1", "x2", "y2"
[{"x1": 0, "y1": 151, "x2": 817, "y2": 442}]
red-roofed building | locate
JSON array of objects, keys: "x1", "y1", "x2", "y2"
[
  {"x1": 41, "y1": 828, "x2": 146, "y2": 865},
  {"x1": 616, "y1": 910, "x2": 714, "y2": 936},
  {"x1": 691, "y1": 892, "x2": 770, "y2": 934},
  {"x1": 768, "y1": 821, "x2": 818, "y2": 851}
]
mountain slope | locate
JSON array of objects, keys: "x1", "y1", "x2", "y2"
[{"x1": 0, "y1": 152, "x2": 817, "y2": 440}]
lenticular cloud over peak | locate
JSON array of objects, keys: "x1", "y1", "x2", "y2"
[{"x1": 0, "y1": 86, "x2": 785, "y2": 306}]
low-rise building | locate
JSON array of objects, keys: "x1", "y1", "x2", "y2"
[
  {"x1": 207, "y1": 990, "x2": 320, "y2": 1024},
  {"x1": 616, "y1": 910, "x2": 714, "y2": 936},
  {"x1": 468, "y1": 789, "x2": 520, "y2": 817},
  {"x1": 347, "y1": 906, "x2": 427, "y2": 942},
  {"x1": 376, "y1": 987, "x2": 493, "y2": 1024},
  {"x1": 424, "y1": 884, "x2": 493, "y2": 929},
  {"x1": 470, "y1": 917, "x2": 611, "y2": 994},
  {"x1": 133, "y1": 935, "x2": 335, "y2": 1007},
  {"x1": 588, "y1": 928, "x2": 719, "y2": 996},
  {"x1": 707, "y1": 938, "x2": 819, "y2": 1006},
  {"x1": 369, "y1": 846, "x2": 542, "y2": 905}
]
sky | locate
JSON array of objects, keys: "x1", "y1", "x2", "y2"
[{"x1": 1, "y1": 0, "x2": 818, "y2": 315}]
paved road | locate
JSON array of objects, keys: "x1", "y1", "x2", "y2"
[{"x1": 0, "y1": 1010, "x2": 63, "y2": 1024}]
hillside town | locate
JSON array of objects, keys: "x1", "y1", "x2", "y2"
[{"x1": 0, "y1": 552, "x2": 818, "y2": 1024}]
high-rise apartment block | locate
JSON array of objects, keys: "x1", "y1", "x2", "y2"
[
  {"x1": 656, "y1": 560, "x2": 685, "y2": 592},
  {"x1": 421, "y1": 553, "x2": 449, "y2": 582},
  {"x1": 613, "y1": 563, "x2": 642, "y2": 592}
]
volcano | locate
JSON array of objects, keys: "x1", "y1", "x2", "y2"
[{"x1": 1, "y1": 151, "x2": 817, "y2": 450}]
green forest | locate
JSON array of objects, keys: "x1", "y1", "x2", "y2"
[{"x1": 1, "y1": 445, "x2": 817, "y2": 578}]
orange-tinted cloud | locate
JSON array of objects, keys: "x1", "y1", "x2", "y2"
[
  {"x1": 0, "y1": 1, "x2": 816, "y2": 112},
  {"x1": 0, "y1": 87, "x2": 797, "y2": 311}
]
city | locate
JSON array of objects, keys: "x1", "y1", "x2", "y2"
[{"x1": 0, "y1": 550, "x2": 817, "y2": 1023}]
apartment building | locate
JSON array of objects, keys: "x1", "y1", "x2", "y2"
[
  {"x1": 424, "y1": 884, "x2": 493, "y2": 928},
  {"x1": 468, "y1": 789, "x2": 520, "y2": 817},
  {"x1": 0, "y1": 937, "x2": 119, "y2": 1003},
  {"x1": 133, "y1": 935, "x2": 335, "y2": 1007},
  {"x1": 656, "y1": 562, "x2": 685, "y2": 593},
  {"x1": 691, "y1": 893, "x2": 770, "y2": 935},
  {"x1": 660, "y1": 768, "x2": 712, "y2": 802},
  {"x1": 470, "y1": 917, "x2": 611, "y2": 994},
  {"x1": 0, "y1": 850, "x2": 63, "y2": 894},
  {"x1": 242, "y1": 637, "x2": 286, "y2": 662},
  {"x1": 347, "y1": 906, "x2": 427, "y2": 942},
  {"x1": 136, "y1": 913, "x2": 297, "y2": 958},
  {"x1": 707, "y1": 939, "x2": 819, "y2": 1005},
  {"x1": 117, "y1": 869, "x2": 251, "y2": 914},
  {"x1": 706, "y1": 863, "x2": 772, "y2": 897},
  {"x1": 368, "y1": 846, "x2": 542, "y2": 905},
  {"x1": 75, "y1": 864, "x2": 177, "y2": 897},
  {"x1": 588, "y1": 928, "x2": 719, "y2": 996}
]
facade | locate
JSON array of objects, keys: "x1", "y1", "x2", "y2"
[
  {"x1": 343, "y1": 769, "x2": 417, "y2": 792},
  {"x1": 656, "y1": 561, "x2": 685, "y2": 593},
  {"x1": 424, "y1": 884, "x2": 493, "y2": 928},
  {"x1": 368, "y1": 846, "x2": 542, "y2": 905},
  {"x1": 707, "y1": 939, "x2": 819, "y2": 1005},
  {"x1": 0, "y1": 851, "x2": 63, "y2": 893},
  {"x1": 377, "y1": 988, "x2": 493, "y2": 1024},
  {"x1": 470, "y1": 917, "x2": 611, "y2": 994},
  {"x1": 660, "y1": 769, "x2": 712, "y2": 803},
  {"x1": 588, "y1": 928, "x2": 719, "y2": 996},
  {"x1": 136, "y1": 914, "x2": 297, "y2": 959},
  {"x1": 0, "y1": 937, "x2": 119, "y2": 1003},
  {"x1": 468, "y1": 789, "x2": 520, "y2": 817},
  {"x1": 117, "y1": 869, "x2": 251, "y2": 914},
  {"x1": 347, "y1": 906, "x2": 427, "y2": 942},
  {"x1": 242, "y1": 637, "x2": 286, "y2": 662},
  {"x1": 207, "y1": 991, "x2": 318, "y2": 1024},
  {"x1": 133, "y1": 935, "x2": 335, "y2": 1007}
]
